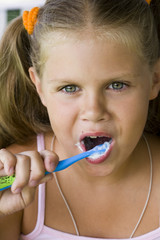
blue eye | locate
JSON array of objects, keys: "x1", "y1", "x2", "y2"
[
  {"x1": 62, "y1": 85, "x2": 79, "y2": 93},
  {"x1": 109, "y1": 82, "x2": 126, "y2": 90}
]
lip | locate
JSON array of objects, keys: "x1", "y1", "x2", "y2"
[{"x1": 79, "y1": 132, "x2": 114, "y2": 164}]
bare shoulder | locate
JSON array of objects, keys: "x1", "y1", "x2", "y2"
[
  {"x1": 6, "y1": 132, "x2": 53, "y2": 154},
  {"x1": 6, "y1": 135, "x2": 38, "y2": 154}
]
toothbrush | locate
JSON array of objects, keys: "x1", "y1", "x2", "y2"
[{"x1": 0, "y1": 142, "x2": 110, "y2": 191}]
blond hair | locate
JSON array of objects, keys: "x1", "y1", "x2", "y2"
[{"x1": 0, "y1": 17, "x2": 50, "y2": 148}]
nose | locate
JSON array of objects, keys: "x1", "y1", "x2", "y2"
[{"x1": 80, "y1": 91, "x2": 109, "y2": 122}]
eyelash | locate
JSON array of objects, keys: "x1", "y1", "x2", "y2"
[
  {"x1": 59, "y1": 81, "x2": 128, "y2": 94},
  {"x1": 108, "y1": 82, "x2": 128, "y2": 91},
  {"x1": 60, "y1": 85, "x2": 80, "y2": 94}
]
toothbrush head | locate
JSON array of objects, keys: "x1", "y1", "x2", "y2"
[
  {"x1": 89, "y1": 141, "x2": 111, "y2": 159},
  {"x1": 92, "y1": 141, "x2": 110, "y2": 151}
]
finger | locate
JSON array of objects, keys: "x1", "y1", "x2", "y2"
[
  {"x1": 21, "y1": 185, "x2": 38, "y2": 209},
  {"x1": 39, "y1": 173, "x2": 53, "y2": 184},
  {"x1": 25, "y1": 151, "x2": 46, "y2": 187},
  {"x1": 0, "y1": 149, "x2": 16, "y2": 176},
  {"x1": 11, "y1": 154, "x2": 30, "y2": 194},
  {"x1": 40, "y1": 150, "x2": 59, "y2": 173}
]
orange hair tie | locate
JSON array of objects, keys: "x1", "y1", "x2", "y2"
[
  {"x1": 23, "y1": 2, "x2": 150, "y2": 34},
  {"x1": 22, "y1": 7, "x2": 40, "y2": 35},
  {"x1": 145, "y1": 0, "x2": 151, "y2": 4}
]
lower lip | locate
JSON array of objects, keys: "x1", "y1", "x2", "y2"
[{"x1": 86, "y1": 142, "x2": 113, "y2": 164}]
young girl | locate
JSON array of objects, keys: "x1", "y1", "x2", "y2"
[{"x1": 0, "y1": 0, "x2": 160, "y2": 239}]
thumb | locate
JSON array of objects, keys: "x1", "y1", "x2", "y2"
[{"x1": 39, "y1": 150, "x2": 59, "y2": 173}]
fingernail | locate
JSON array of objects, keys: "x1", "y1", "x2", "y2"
[
  {"x1": 13, "y1": 188, "x2": 21, "y2": 194},
  {"x1": 50, "y1": 162, "x2": 55, "y2": 170},
  {"x1": 9, "y1": 167, "x2": 14, "y2": 175}
]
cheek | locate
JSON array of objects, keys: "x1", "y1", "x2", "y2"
[
  {"x1": 110, "y1": 95, "x2": 149, "y2": 164},
  {"x1": 45, "y1": 97, "x2": 78, "y2": 130},
  {"x1": 115, "y1": 94, "x2": 149, "y2": 135}
]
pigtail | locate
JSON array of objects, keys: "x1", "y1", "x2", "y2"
[{"x1": 0, "y1": 17, "x2": 51, "y2": 148}]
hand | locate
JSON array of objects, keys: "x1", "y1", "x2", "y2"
[{"x1": 0, "y1": 149, "x2": 59, "y2": 215}]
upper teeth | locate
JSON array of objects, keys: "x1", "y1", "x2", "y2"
[{"x1": 89, "y1": 136, "x2": 98, "y2": 139}]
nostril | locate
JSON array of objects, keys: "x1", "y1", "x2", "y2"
[{"x1": 80, "y1": 99, "x2": 107, "y2": 122}]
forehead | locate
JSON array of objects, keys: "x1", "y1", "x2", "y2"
[
  {"x1": 41, "y1": 34, "x2": 147, "y2": 82},
  {"x1": 40, "y1": 27, "x2": 144, "y2": 60}
]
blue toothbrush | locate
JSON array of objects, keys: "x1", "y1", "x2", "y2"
[{"x1": 0, "y1": 142, "x2": 109, "y2": 191}]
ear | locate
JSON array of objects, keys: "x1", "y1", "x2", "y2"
[
  {"x1": 150, "y1": 59, "x2": 160, "y2": 100},
  {"x1": 29, "y1": 67, "x2": 47, "y2": 106}
]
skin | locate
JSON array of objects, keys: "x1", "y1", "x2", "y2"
[
  {"x1": 31, "y1": 36, "x2": 159, "y2": 179},
  {"x1": 0, "y1": 35, "x2": 160, "y2": 239}
]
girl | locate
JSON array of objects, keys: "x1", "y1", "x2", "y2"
[{"x1": 0, "y1": 0, "x2": 160, "y2": 239}]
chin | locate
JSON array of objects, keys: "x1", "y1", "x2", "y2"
[{"x1": 83, "y1": 162, "x2": 115, "y2": 177}]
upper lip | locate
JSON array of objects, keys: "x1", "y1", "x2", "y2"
[{"x1": 79, "y1": 132, "x2": 113, "y2": 142}]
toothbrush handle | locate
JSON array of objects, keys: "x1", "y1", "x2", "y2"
[
  {"x1": 0, "y1": 147, "x2": 106, "y2": 191},
  {"x1": 46, "y1": 150, "x2": 92, "y2": 174},
  {"x1": 0, "y1": 150, "x2": 93, "y2": 191},
  {"x1": 0, "y1": 140, "x2": 109, "y2": 192}
]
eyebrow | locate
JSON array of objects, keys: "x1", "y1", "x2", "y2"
[
  {"x1": 47, "y1": 72, "x2": 141, "y2": 84},
  {"x1": 47, "y1": 79, "x2": 78, "y2": 85}
]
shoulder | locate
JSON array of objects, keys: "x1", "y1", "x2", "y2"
[
  {"x1": 6, "y1": 132, "x2": 53, "y2": 154},
  {"x1": 6, "y1": 135, "x2": 38, "y2": 154}
]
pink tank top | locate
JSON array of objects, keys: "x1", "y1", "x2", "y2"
[{"x1": 20, "y1": 134, "x2": 160, "y2": 240}]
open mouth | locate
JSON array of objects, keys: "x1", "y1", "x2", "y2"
[
  {"x1": 82, "y1": 136, "x2": 112, "y2": 151},
  {"x1": 76, "y1": 135, "x2": 112, "y2": 164}
]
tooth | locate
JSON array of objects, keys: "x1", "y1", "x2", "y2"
[{"x1": 89, "y1": 136, "x2": 98, "y2": 139}]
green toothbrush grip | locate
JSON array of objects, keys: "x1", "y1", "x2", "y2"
[{"x1": 0, "y1": 175, "x2": 16, "y2": 191}]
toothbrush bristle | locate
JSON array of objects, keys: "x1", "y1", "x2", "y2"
[
  {"x1": 93, "y1": 141, "x2": 110, "y2": 151},
  {"x1": 88, "y1": 141, "x2": 111, "y2": 160}
]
